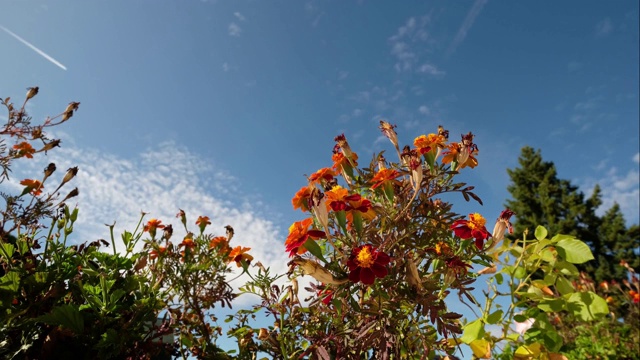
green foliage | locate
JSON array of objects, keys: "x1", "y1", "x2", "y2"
[{"x1": 506, "y1": 146, "x2": 639, "y2": 283}]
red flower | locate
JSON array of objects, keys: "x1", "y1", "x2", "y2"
[
  {"x1": 347, "y1": 244, "x2": 391, "y2": 285},
  {"x1": 451, "y1": 213, "x2": 491, "y2": 249},
  {"x1": 318, "y1": 288, "x2": 334, "y2": 305},
  {"x1": 284, "y1": 218, "x2": 326, "y2": 257}
]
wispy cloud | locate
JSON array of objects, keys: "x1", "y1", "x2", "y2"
[
  {"x1": 445, "y1": 0, "x2": 488, "y2": 57},
  {"x1": 388, "y1": 14, "x2": 445, "y2": 76},
  {"x1": 581, "y1": 157, "x2": 640, "y2": 224},
  {"x1": 337, "y1": 70, "x2": 349, "y2": 81},
  {"x1": 0, "y1": 25, "x2": 67, "y2": 71},
  {"x1": 228, "y1": 22, "x2": 242, "y2": 37},
  {"x1": 418, "y1": 105, "x2": 430, "y2": 115},
  {"x1": 222, "y1": 62, "x2": 230, "y2": 72},
  {"x1": 9, "y1": 140, "x2": 289, "y2": 280},
  {"x1": 595, "y1": 17, "x2": 613, "y2": 38},
  {"x1": 234, "y1": 12, "x2": 246, "y2": 22}
]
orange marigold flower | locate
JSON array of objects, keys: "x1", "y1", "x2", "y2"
[
  {"x1": 451, "y1": 213, "x2": 491, "y2": 250},
  {"x1": 325, "y1": 185, "x2": 350, "y2": 211},
  {"x1": 144, "y1": 218, "x2": 165, "y2": 238},
  {"x1": 196, "y1": 216, "x2": 211, "y2": 232},
  {"x1": 149, "y1": 245, "x2": 168, "y2": 260},
  {"x1": 442, "y1": 142, "x2": 478, "y2": 169},
  {"x1": 13, "y1": 142, "x2": 35, "y2": 159},
  {"x1": 308, "y1": 167, "x2": 336, "y2": 185},
  {"x1": 332, "y1": 151, "x2": 358, "y2": 170},
  {"x1": 285, "y1": 218, "x2": 326, "y2": 257},
  {"x1": 180, "y1": 236, "x2": 196, "y2": 249},
  {"x1": 20, "y1": 178, "x2": 43, "y2": 196},
  {"x1": 370, "y1": 168, "x2": 400, "y2": 189},
  {"x1": 229, "y1": 246, "x2": 253, "y2": 267},
  {"x1": 414, "y1": 133, "x2": 447, "y2": 157},
  {"x1": 292, "y1": 186, "x2": 312, "y2": 212},
  {"x1": 209, "y1": 236, "x2": 230, "y2": 254},
  {"x1": 345, "y1": 194, "x2": 376, "y2": 221},
  {"x1": 347, "y1": 244, "x2": 391, "y2": 285}
]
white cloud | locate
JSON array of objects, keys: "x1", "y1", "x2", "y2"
[
  {"x1": 581, "y1": 160, "x2": 640, "y2": 224},
  {"x1": 418, "y1": 105, "x2": 430, "y2": 115},
  {"x1": 595, "y1": 17, "x2": 613, "y2": 37},
  {"x1": 417, "y1": 63, "x2": 445, "y2": 77},
  {"x1": 222, "y1": 62, "x2": 230, "y2": 72},
  {"x1": 9, "y1": 140, "x2": 290, "y2": 284},
  {"x1": 234, "y1": 12, "x2": 246, "y2": 21},
  {"x1": 352, "y1": 108, "x2": 362, "y2": 117},
  {"x1": 228, "y1": 22, "x2": 242, "y2": 37},
  {"x1": 445, "y1": 0, "x2": 488, "y2": 57},
  {"x1": 338, "y1": 71, "x2": 349, "y2": 80},
  {"x1": 388, "y1": 14, "x2": 441, "y2": 74}
]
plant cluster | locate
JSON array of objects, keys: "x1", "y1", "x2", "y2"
[{"x1": 0, "y1": 88, "x2": 620, "y2": 359}]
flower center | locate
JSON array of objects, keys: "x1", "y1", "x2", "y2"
[
  {"x1": 468, "y1": 213, "x2": 486, "y2": 230},
  {"x1": 356, "y1": 246, "x2": 375, "y2": 268}
]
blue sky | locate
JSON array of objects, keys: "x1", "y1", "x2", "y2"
[{"x1": 1, "y1": 0, "x2": 638, "y2": 333}]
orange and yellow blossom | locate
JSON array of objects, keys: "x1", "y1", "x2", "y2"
[
  {"x1": 308, "y1": 167, "x2": 336, "y2": 185},
  {"x1": 325, "y1": 185, "x2": 350, "y2": 211},
  {"x1": 13, "y1": 142, "x2": 36, "y2": 159},
  {"x1": 20, "y1": 179, "x2": 43, "y2": 196},
  {"x1": 370, "y1": 168, "x2": 400, "y2": 190},
  {"x1": 229, "y1": 246, "x2": 253, "y2": 267},
  {"x1": 292, "y1": 186, "x2": 312, "y2": 212},
  {"x1": 442, "y1": 142, "x2": 478, "y2": 169},
  {"x1": 332, "y1": 151, "x2": 358, "y2": 171},
  {"x1": 285, "y1": 218, "x2": 326, "y2": 257},
  {"x1": 196, "y1": 216, "x2": 211, "y2": 227},
  {"x1": 144, "y1": 218, "x2": 165, "y2": 239},
  {"x1": 413, "y1": 133, "x2": 447, "y2": 157}
]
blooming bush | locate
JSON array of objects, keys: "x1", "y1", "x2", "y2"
[{"x1": 1, "y1": 88, "x2": 616, "y2": 359}]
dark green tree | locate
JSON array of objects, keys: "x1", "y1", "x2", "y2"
[{"x1": 505, "y1": 146, "x2": 639, "y2": 283}]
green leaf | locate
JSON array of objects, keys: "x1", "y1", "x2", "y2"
[
  {"x1": 555, "y1": 276, "x2": 574, "y2": 295},
  {"x1": 495, "y1": 273, "x2": 504, "y2": 285},
  {"x1": 556, "y1": 239, "x2": 594, "y2": 264},
  {"x1": 537, "y1": 298, "x2": 564, "y2": 312},
  {"x1": 514, "y1": 266, "x2": 527, "y2": 279},
  {"x1": 303, "y1": 239, "x2": 328, "y2": 263},
  {"x1": 485, "y1": 310, "x2": 504, "y2": 325},
  {"x1": 461, "y1": 319, "x2": 485, "y2": 344},
  {"x1": 0, "y1": 271, "x2": 20, "y2": 292},
  {"x1": 0, "y1": 243, "x2": 15, "y2": 260},
  {"x1": 565, "y1": 291, "x2": 609, "y2": 321},
  {"x1": 555, "y1": 260, "x2": 579, "y2": 276},
  {"x1": 534, "y1": 226, "x2": 548, "y2": 240},
  {"x1": 38, "y1": 305, "x2": 85, "y2": 334}
]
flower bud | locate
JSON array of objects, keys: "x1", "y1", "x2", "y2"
[
  {"x1": 43, "y1": 163, "x2": 56, "y2": 180},
  {"x1": 61, "y1": 166, "x2": 78, "y2": 185},
  {"x1": 26, "y1": 87, "x2": 39, "y2": 100}
]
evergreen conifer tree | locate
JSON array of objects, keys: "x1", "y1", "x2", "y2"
[{"x1": 505, "y1": 146, "x2": 639, "y2": 283}]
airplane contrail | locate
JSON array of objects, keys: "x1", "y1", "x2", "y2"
[{"x1": 0, "y1": 24, "x2": 67, "y2": 71}]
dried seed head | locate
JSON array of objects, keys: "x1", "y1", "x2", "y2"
[
  {"x1": 43, "y1": 163, "x2": 56, "y2": 179},
  {"x1": 61, "y1": 166, "x2": 78, "y2": 185},
  {"x1": 26, "y1": 86, "x2": 39, "y2": 100}
]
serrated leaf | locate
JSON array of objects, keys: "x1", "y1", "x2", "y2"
[
  {"x1": 38, "y1": 305, "x2": 84, "y2": 334},
  {"x1": 534, "y1": 226, "x2": 548, "y2": 241},
  {"x1": 556, "y1": 239, "x2": 594, "y2": 264},
  {"x1": 0, "y1": 271, "x2": 20, "y2": 292}
]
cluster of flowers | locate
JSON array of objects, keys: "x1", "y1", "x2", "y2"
[
  {"x1": 145, "y1": 212, "x2": 252, "y2": 267},
  {"x1": 285, "y1": 120, "x2": 515, "y2": 295}
]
